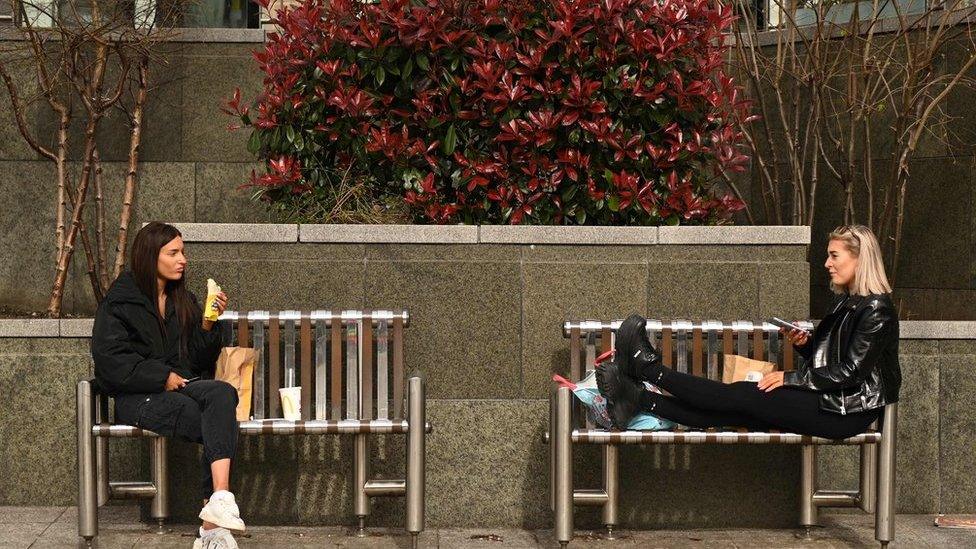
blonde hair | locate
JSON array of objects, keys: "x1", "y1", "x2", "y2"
[{"x1": 828, "y1": 224, "x2": 892, "y2": 296}]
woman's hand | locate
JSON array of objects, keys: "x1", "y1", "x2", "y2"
[
  {"x1": 202, "y1": 291, "x2": 228, "y2": 331},
  {"x1": 165, "y1": 371, "x2": 187, "y2": 391},
  {"x1": 757, "y1": 371, "x2": 785, "y2": 392},
  {"x1": 779, "y1": 323, "x2": 809, "y2": 347}
]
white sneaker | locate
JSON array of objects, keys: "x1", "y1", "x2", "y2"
[
  {"x1": 198, "y1": 492, "x2": 246, "y2": 532},
  {"x1": 198, "y1": 527, "x2": 239, "y2": 549}
]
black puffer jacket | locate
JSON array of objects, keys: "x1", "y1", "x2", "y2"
[
  {"x1": 784, "y1": 293, "x2": 901, "y2": 415},
  {"x1": 91, "y1": 271, "x2": 224, "y2": 396}
]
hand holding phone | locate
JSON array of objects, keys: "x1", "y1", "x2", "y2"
[
  {"x1": 769, "y1": 317, "x2": 810, "y2": 334},
  {"x1": 770, "y1": 317, "x2": 811, "y2": 347}
]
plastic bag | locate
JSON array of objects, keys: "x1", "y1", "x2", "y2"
[{"x1": 552, "y1": 371, "x2": 676, "y2": 431}]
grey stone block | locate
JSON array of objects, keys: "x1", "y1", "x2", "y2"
[
  {"x1": 239, "y1": 242, "x2": 364, "y2": 261},
  {"x1": 0, "y1": 161, "x2": 57, "y2": 314},
  {"x1": 0, "y1": 337, "x2": 91, "y2": 355},
  {"x1": 301, "y1": 224, "x2": 479, "y2": 244},
  {"x1": 0, "y1": 355, "x2": 92, "y2": 505},
  {"x1": 366, "y1": 244, "x2": 518, "y2": 262},
  {"x1": 940, "y1": 354, "x2": 976, "y2": 512},
  {"x1": 521, "y1": 245, "x2": 650, "y2": 263},
  {"x1": 644, "y1": 245, "x2": 808, "y2": 262},
  {"x1": 901, "y1": 321, "x2": 976, "y2": 339},
  {"x1": 194, "y1": 163, "x2": 271, "y2": 223},
  {"x1": 0, "y1": 320, "x2": 59, "y2": 338},
  {"x1": 59, "y1": 319, "x2": 94, "y2": 337},
  {"x1": 897, "y1": 157, "x2": 974, "y2": 290},
  {"x1": 230, "y1": 260, "x2": 364, "y2": 312},
  {"x1": 658, "y1": 226, "x2": 810, "y2": 245},
  {"x1": 165, "y1": 223, "x2": 298, "y2": 242},
  {"x1": 479, "y1": 225, "x2": 657, "y2": 245},
  {"x1": 521, "y1": 262, "x2": 647, "y2": 398},
  {"x1": 647, "y1": 262, "x2": 759, "y2": 320},
  {"x1": 758, "y1": 262, "x2": 810, "y2": 321},
  {"x1": 364, "y1": 261, "x2": 521, "y2": 399},
  {"x1": 181, "y1": 51, "x2": 263, "y2": 163}
]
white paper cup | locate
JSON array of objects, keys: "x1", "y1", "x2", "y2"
[{"x1": 279, "y1": 387, "x2": 302, "y2": 421}]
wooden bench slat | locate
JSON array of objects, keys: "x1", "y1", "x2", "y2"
[
  {"x1": 692, "y1": 328, "x2": 704, "y2": 377},
  {"x1": 753, "y1": 327, "x2": 764, "y2": 361}
]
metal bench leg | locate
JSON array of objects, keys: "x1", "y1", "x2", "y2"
[
  {"x1": 77, "y1": 381, "x2": 97, "y2": 546},
  {"x1": 602, "y1": 445, "x2": 618, "y2": 539},
  {"x1": 149, "y1": 437, "x2": 169, "y2": 533},
  {"x1": 860, "y1": 433, "x2": 878, "y2": 513},
  {"x1": 405, "y1": 376, "x2": 426, "y2": 549},
  {"x1": 354, "y1": 433, "x2": 370, "y2": 536},
  {"x1": 549, "y1": 388, "x2": 556, "y2": 513},
  {"x1": 875, "y1": 404, "x2": 897, "y2": 548},
  {"x1": 798, "y1": 444, "x2": 817, "y2": 540},
  {"x1": 94, "y1": 393, "x2": 110, "y2": 507},
  {"x1": 554, "y1": 387, "x2": 573, "y2": 548}
]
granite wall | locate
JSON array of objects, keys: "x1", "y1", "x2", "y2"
[{"x1": 0, "y1": 229, "x2": 820, "y2": 529}]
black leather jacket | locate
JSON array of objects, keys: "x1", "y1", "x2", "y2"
[{"x1": 783, "y1": 293, "x2": 901, "y2": 415}]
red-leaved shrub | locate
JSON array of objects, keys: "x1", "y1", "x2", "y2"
[{"x1": 226, "y1": 0, "x2": 752, "y2": 224}]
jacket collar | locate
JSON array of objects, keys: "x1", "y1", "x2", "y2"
[{"x1": 105, "y1": 271, "x2": 173, "y2": 319}]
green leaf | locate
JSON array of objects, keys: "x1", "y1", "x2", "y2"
[
  {"x1": 442, "y1": 124, "x2": 457, "y2": 155},
  {"x1": 285, "y1": 125, "x2": 296, "y2": 144},
  {"x1": 247, "y1": 132, "x2": 261, "y2": 155},
  {"x1": 575, "y1": 208, "x2": 587, "y2": 224},
  {"x1": 607, "y1": 195, "x2": 620, "y2": 212},
  {"x1": 603, "y1": 169, "x2": 614, "y2": 185},
  {"x1": 402, "y1": 56, "x2": 414, "y2": 79},
  {"x1": 375, "y1": 66, "x2": 386, "y2": 87},
  {"x1": 294, "y1": 132, "x2": 304, "y2": 151},
  {"x1": 416, "y1": 53, "x2": 430, "y2": 71}
]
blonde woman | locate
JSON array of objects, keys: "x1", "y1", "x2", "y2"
[{"x1": 598, "y1": 225, "x2": 901, "y2": 439}]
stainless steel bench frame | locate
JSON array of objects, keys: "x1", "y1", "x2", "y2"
[
  {"x1": 77, "y1": 310, "x2": 428, "y2": 547},
  {"x1": 547, "y1": 319, "x2": 897, "y2": 548}
]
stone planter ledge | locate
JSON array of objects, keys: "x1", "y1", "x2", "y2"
[
  {"x1": 159, "y1": 223, "x2": 811, "y2": 245},
  {"x1": 2, "y1": 319, "x2": 974, "y2": 340}
]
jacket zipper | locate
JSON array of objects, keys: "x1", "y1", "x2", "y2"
[{"x1": 836, "y1": 302, "x2": 851, "y2": 415}]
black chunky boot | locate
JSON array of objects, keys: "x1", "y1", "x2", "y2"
[
  {"x1": 615, "y1": 313, "x2": 664, "y2": 382},
  {"x1": 595, "y1": 358, "x2": 642, "y2": 430}
]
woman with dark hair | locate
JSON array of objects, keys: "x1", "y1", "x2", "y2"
[
  {"x1": 598, "y1": 225, "x2": 901, "y2": 440},
  {"x1": 91, "y1": 222, "x2": 243, "y2": 549}
]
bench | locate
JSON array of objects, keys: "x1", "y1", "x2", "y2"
[
  {"x1": 547, "y1": 319, "x2": 897, "y2": 547},
  {"x1": 77, "y1": 309, "x2": 429, "y2": 547}
]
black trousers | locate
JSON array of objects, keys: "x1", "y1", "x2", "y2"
[
  {"x1": 115, "y1": 380, "x2": 239, "y2": 500},
  {"x1": 639, "y1": 364, "x2": 880, "y2": 440}
]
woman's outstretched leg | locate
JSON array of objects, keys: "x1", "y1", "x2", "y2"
[{"x1": 639, "y1": 392, "x2": 773, "y2": 431}]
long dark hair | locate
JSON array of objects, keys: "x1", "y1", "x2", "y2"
[{"x1": 130, "y1": 222, "x2": 198, "y2": 357}]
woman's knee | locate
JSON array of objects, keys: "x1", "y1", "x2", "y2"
[{"x1": 194, "y1": 379, "x2": 239, "y2": 406}]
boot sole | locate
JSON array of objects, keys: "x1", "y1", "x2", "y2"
[{"x1": 615, "y1": 315, "x2": 646, "y2": 379}]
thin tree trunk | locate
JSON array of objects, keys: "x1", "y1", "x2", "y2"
[{"x1": 114, "y1": 58, "x2": 149, "y2": 280}]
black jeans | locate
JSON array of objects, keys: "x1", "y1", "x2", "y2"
[
  {"x1": 639, "y1": 364, "x2": 880, "y2": 439},
  {"x1": 115, "y1": 380, "x2": 239, "y2": 499}
]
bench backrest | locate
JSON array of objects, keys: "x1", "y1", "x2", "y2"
[{"x1": 219, "y1": 310, "x2": 408, "y2": 421}]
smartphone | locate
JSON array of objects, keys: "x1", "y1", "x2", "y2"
[
  {"x1": 184, "y1": 376, "x2": 201, "y2": 383},
  {"x1": 769, "y1": 317, "x2": 811, "y2": 334}
]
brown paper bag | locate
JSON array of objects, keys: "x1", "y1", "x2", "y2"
[
  {"x1": 722, "y1": 354, "x2": 776, "y2": 384},
  {"x1": 215, "y1": 347, "x2": 257, "y2": 421}
]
